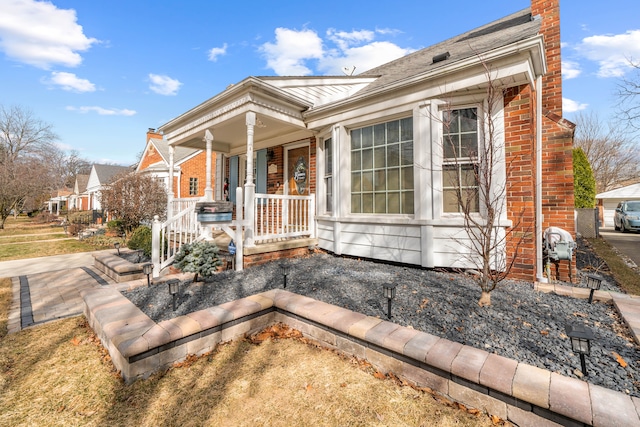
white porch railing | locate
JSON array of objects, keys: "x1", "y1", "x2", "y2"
[
  {"x1": 151, "y1": 200, "x2": 201, "y2": 277},
  {"x1": 152, "y1": 192, "x2": 316, "y2": 277},
  {"x1": 170, "y1": 198, "x2": 198, "y2": 217},
  {"x1": 254, "y1": 193, "x2": 315, "y2": 243}
]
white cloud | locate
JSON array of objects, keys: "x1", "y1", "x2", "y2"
[
  {"x1": 563, "y1": 98, "x2": 588, "y2": 113},
  {"x1": 0, "y1": 0, "x2": 98, "y2": 69},
  {"x1": 208, "y1": 43, "x2": 228, "y2": 61},
  {"x1": 148, "y1": 74, "x2": 182, "y2": 95},
  {"x1": 578, "y1": 30, "x2": 640, "y2": 77},
  {"x1": 260, "y1": 26, "x2": 413, "y2": 76},
  {"x1": 561, "y1": 61, "x2": 581, "y2": 79},
  {"x1": 66, "y1": 106, "x2": 136, "y2": 116},
  {"x1": 44, "y1": 71, "x2": 96, "y2": 92},
  {"x1": 260, "y1": 28, "x2": 324, "y2": 75}
]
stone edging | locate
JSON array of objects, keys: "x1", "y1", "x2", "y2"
[{"x1": 81, "y1": 287, "x2": 640, "y2": 427}]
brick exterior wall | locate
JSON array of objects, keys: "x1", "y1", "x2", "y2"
[
  {"x1": 503, "y1": 0, "x2": 576, "y2": 282},
  {"x1": 178, "y1": 152, "x2": 217, "y2": 198}
]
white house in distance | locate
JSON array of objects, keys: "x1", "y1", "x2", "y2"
[
  {"x1": 155, "y1": 0, "x2": 576, "y2": 283},
  {"x1": 86, "y1": 164, "x2": 131, "y2": 210},
  {"x1": 596, "y1": 183, "x2": 640, "y2": 228}
]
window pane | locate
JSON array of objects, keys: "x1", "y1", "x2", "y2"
[
  {"x1": 351, "y1": 150, "x2": 361, "y2": 170},
  {"x1": 401, "y1": 142, "x2": 413, "y2": 166},
  {"x1": 374, "y1": 147, "x2": 386, "y2": 169},
  {"x1": 387, "y1": 168, "x2": 399, "y2": 190},
  {"x1": 387, "y1": 143, "x2": 399, "y2": 166},
  {"x1": 373, "y1": 124, "x2": 386, "y2": 146},
  {"x1": 387, "y1": 121, "x2": 399, "y2": 143},
  {"x1": 443, "y1": 189, "x2": 459, "y2": 212},
  {"x1": 443, "y1": 166, "x2": 458, "y2": 188},
  {"x1": 362, "y1": 193, "x2": 374, "y2": 213},
  {"x1": 402, "y1": 191, "x2": 414, "y2": 214},
  {"x1": 443, "y1": 135, "x2": 457, "y2": 159},
  {"x1": 460, "y1": 133, "x2": 477, "y2": 158},
  {"x1": 374, "y1": 169, "x2": 386, "y2": 191},
  {"x1": 351, "y1": 172, "x2": 361, "y2": 192},
  {"x1": 400, "y1": 117, "x2": 413, "y2": 141},
  {"x1": 374, "y1": 193, "x2": 386, "y2": 213},
  {"x1": 362, "y1": 148, "x2": 373, "y2": 170},
  {"x1": 325, "y1": 138, "x2": 332, "y2": 175},
  {"x1": 362, "y1": 171, "x2": 373, "y2": 191},
  {"x1": 351, "y1": 128, "x2": 361, "y2": 149},
  {"x1": 463, "y1": 188, "x2": 479, "y2": 212},
  {"x1": 401, "y1": 166, "x2": 414, "y2": 190},
  {"x1": 461, "y1": 164, "x2": 477, "y2": 187},
  {"x1": 351, "y1": 194, "x2": 361, "y2": 213},
  {"x1": 388, "y1": 192, "x2": 400, "y2": 213},
  {"x1": 459, "y1": 108, "x2": 477, "y2": 132},
  {"x1": 325, "y1": 177, "x2": 332, "y2": 212},
  {"x1": 447, "y1": 110, "x2": 459, "y2": 133},
  {"x1": 361, "y1": 126, "x2": 373, "y2": 148}
]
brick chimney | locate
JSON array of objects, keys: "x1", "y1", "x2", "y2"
[
  {"x1": 531, "y1": 0, "x2": 562, "y2": 117},
  {"x1": 147, "y1": 127, "x2": 163, "y2": 141}
]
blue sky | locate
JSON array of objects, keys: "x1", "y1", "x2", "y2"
[{"x1": 1, "y1": 0, "x2": 639, "y2": 166}]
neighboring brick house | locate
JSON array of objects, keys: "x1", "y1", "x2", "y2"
[
  {"x1": 136, "y1": 129, "x2": 218, "y2": 200},
  {"x1": 158, "y1": 0, "x2": 575, "y2": 283}
]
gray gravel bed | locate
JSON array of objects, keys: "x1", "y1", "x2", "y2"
[{"x1": 124, "y1": 247, "x2": 640, "y2": 397}]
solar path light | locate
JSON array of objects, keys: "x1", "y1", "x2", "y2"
[
  {"x1": 142, "y1": 263, "x2": 153, "y2": 288},
  {"x1": 167, "y1": 279, "x2": 180, "y2": 311},
  {"x1": 585, "y1": 273, "x2": 603, "y2": 304},
  {"x1": 279, "y1": 262, "x2": 290, "y2": 289},
  {"x1": 565, "y1": 323, "x2": 595, "y2": 377},
  {"x1": 383, "y1": 283, "x2": 397, "y2": 319},
  {"x1": 114, "y1": 242, "x2": 121, "y2": 256}
]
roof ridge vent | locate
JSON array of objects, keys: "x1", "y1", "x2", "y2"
[{"x1": 432, "y1": 51, "x2": 450, "y2": 64}]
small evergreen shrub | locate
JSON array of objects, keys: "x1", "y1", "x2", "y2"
[
  {"x1": 173, "y1": 241, "x2": 223, "y2": 281},
  {"x1": 107, "y1": 219, "x2": 125, "y2": 236},
  {"x1": 573, "y1": 147, "x2": 596, "y2": 208},
  {"x1": 127, "y1": 225, "x2": 152, "y2": 257}
]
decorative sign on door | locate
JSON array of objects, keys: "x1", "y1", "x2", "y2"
[{"x1": 288, "y1": 146, "x2": 309, "y2": 195}]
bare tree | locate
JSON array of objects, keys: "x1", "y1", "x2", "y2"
[
  {"x1": 618, "y1": 59, "x2": 640, "y2": 132},
  {"x1": 0, "y1": 105, "x2": 59, "y2": 228},
  {"x1": 437, "y1": 63, "x2": 529, "y2": 307},
  {"x1": 99, "y1": 171, "x2": 167, "y2": 233},
  {"x1": 573, "y1": 111, "x2": 639, "y2": 192}
]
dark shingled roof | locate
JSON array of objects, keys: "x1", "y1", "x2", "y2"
[
  {"x1": 358, "y1": 7, "x2": 539, "y2": 94},
  {"x1": 93, "y1": 164, "x2": 130, "y2": 184}
]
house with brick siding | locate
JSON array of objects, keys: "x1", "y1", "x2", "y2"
[
  {"x1": 156, "y1": 0, "x2": 575, "y2": 282},
  {"x1": 136, "y1": 129, "x2": 219, "y2": 200}
]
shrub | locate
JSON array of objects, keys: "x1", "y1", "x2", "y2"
[
  {"x1": 573, "y1": 147, "x2": 596, "y2": 208},
  {"x1": 127, "y1": 225, "x2": 152, "y2": 257},
  {"x1": 67, "y1": 211, "x2": 93, "y2": 225},
  {"x1": 34, "y1": 211, "x2": 57, "y2": 223},
  {"x1": 173, "y1": 241, "x2": 223, "y2": 281},
  {"x1": 107, "y1": 219, "x2": 125, "y2": 236}
]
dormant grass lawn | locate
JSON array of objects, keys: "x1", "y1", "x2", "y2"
[
  {"x1": 0, "y1": 278, "x2": 495, "y2": 427},
  {"x1": 0, "y1": 216, "x2": 103, "y2": 261},
  {"x1": 587, "y1": 237, "x2": 640, "y2": 296}
]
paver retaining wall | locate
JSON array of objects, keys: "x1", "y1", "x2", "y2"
[{"x1": 81, "y1": 287, "x2": 640, "y2": 427}]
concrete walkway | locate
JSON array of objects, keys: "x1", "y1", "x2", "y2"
[{"x1": 2, "y1": 251, "x2": 115, "y2": 333}]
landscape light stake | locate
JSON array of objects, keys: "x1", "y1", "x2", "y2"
[
  {"x1": 168, "y1": 279, "x2": 180, "y2": 311},
  {"x1": 142, "y1": 263, "x2": 153, "y2": 288},
  {"x1": 279, "y1": 262, "x2": 290, "y2": 288},
  {"x1": 565, "y1": 323, "x2": 595, "y2": 376},
  {"x1": 114, "y1": 242, "x2": 120, "y2": 256},
  {"x1": 585, "y1": 274, "x2": 603, "y2": 304},
  {"x1": 383, "y1": 283, "x2": 397, "y2": 319}
]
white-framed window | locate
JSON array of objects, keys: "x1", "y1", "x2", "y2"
[
  {"x1": 189, "y1": 177, "x2": 198, "y2": 196},
  {"x1": 324, "y1": 137, "x2": 333, "y2": 214},
  {"x1": 442, "y1": 107, "x2": 479, "y2": 213},
  {"x1": 350, "y1": 117, "x2": 414, "y2": 214}
]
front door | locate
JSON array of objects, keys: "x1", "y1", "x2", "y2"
[{"x1": 285, "y1": 144, "x2": 310, "y2": 232}]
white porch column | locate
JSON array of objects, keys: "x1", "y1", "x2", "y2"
[
  {"x1": 244, "y1": 112, "x2": 256, "y2": 247},
  {"x1": 204, "y1": 129, "x2": 214, "y2": 202},
  {"x1": 167, "y1": 145, "x2": 175, "y2": 220}
]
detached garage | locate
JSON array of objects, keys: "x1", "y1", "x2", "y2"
[{"x1": 596, "y1": 183, "x2": 640, "y2": 228}]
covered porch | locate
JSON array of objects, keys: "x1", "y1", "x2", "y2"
[{"x1": 151, "y1": 77, "x2": 321, "y2": 276}]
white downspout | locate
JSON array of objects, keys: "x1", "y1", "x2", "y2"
[{"x1": 536, "y1": 75, "x2": 547, "y2": 283}]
